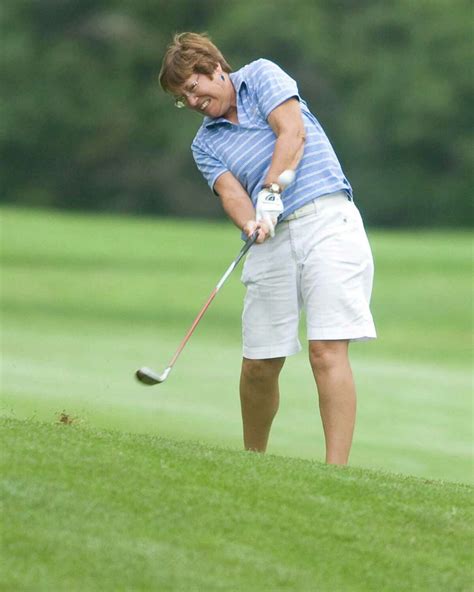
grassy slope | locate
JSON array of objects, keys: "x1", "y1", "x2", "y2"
[
  {"x1": 1, "y1": 207, "x2": 472, "y2": 483},
  {"x1": 1, "y1": 417, "x2": 472, "y2": 592}
]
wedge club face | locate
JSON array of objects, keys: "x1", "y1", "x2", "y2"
[{"x1": 135, "y1": 366, "x2": 171, "y2": 385}]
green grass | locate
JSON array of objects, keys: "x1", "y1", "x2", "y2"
[
  {"x1": 2, "y1": 417, "x2": 473, "y2": 592},
  {"x1": 1, "y1": 206, "x2": 472, "y2": 485}
]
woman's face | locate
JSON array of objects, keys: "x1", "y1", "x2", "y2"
[{"x1": 175, "y1": 63, "x2": 234, "y2": 119}]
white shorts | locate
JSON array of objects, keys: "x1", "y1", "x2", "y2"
[{"x1": 241, "y1": 192, "x2": 376, "y2": 359}]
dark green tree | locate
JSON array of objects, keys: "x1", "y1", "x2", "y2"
[{"x1": 1, "y1": 0, "x2": 472, "y2": 226}]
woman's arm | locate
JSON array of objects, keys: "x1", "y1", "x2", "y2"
[
  {"x1": 265, "y1": 98, "x2": 306, "y2": 186},
  {"x1": 214, "y1": 98, "x2": 305, "y2": 242},
  {"x1": 214, "y1": 172, "x2": 269, "y2": 243}
]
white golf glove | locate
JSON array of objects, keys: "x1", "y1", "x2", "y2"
[{"x1": 255, "y1": 187, "x2": 284, "y2": 238}]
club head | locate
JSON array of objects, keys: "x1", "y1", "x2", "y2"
[{"x1": 135, "y1": 366, "x2": 171, "y2": 386}]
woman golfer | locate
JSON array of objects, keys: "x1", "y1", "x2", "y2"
[{"x1": 159, "y1": 32, "x2": 376, "y2": 464}]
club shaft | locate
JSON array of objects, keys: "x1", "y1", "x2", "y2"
[{"x1": 167, "y1": 232, "x2": 258, "y2": 369}]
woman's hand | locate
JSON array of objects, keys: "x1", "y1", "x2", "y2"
[
  {"x1": 242, "y1": 219, "x2": 273, "y2": 243},
  {"x1": 255, "y1": 188, "x2": 284, "y2": 237}
]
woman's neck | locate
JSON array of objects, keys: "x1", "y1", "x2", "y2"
[{"x1": 223, "y1": 81, "x2": 238, "y2": 123}]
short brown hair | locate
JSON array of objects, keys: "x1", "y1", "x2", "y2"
[{"x1": 159, "y1": 32, "x2": 232, "y2": 95}]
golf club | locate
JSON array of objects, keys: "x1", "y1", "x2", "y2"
[
  {"x1": 135, "y1": 169, "x2": 295, "y2": 386},
  {"x1": 135, "y1": 230, "x2": 257, "y2": 385}
]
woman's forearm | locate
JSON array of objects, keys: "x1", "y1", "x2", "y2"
[
  {"x1": 264, "y1": 129, "x2": 305, "y2": 186},
  {"x1": 215, "y1": 172, "x2": 256, "y2": 230},
  {"x1": 264, "y1": 98, "x2": 306, "y2": 186}
]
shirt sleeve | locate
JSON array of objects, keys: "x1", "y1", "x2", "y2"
[
  {"x1": 192, "y1": 140, "x2": 229, "y2": 195},
  {"x1": 250, "y1": 59, "x2": 300, "y2": 120}
]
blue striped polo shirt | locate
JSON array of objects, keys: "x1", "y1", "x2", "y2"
[{"x1": 191, "y1": 59, "x2": 352, "y2": 220}]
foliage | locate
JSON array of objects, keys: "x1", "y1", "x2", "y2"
[{"x1": 1, "y1": 0, "x2": 472, "y2": 225}]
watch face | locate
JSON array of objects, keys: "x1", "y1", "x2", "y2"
[{"x1": 262, "y1": 182, "x2": 282, "y2": 193}]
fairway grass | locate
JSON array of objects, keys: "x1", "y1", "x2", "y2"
[
  {"x1": 2, "y1": 417, "x2": 473, "y2": 592},
  {"x1": 1, "y1": 207, "x2": 472, "y2": 484}
]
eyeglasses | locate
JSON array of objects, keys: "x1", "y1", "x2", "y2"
[{"x1": 174, "y1": 74, "x2": 200, "y2": 109}]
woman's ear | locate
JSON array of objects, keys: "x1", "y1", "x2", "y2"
[{"x1": 213, "y1": 62, "x2": 223, "y2": 78}]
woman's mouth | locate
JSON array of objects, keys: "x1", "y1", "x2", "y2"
[{"x1": 200, "y1": 99, "x2": 210, "y2": 111}]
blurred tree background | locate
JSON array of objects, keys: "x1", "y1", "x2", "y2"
[{"x1": 1, "y1": 0, "x2": 472, "y2": 226}]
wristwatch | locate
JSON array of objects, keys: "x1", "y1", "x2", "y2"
[{"x1": 261, "y1": 182, "x2": 282, "y2": 193}]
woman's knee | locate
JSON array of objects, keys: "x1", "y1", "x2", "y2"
[
  {"x1": 241, "y1": 357, "x2": 285, "y2": 384},
  {"x1": 309, "y1": 340, "x2": 349, "y2": 373}
]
